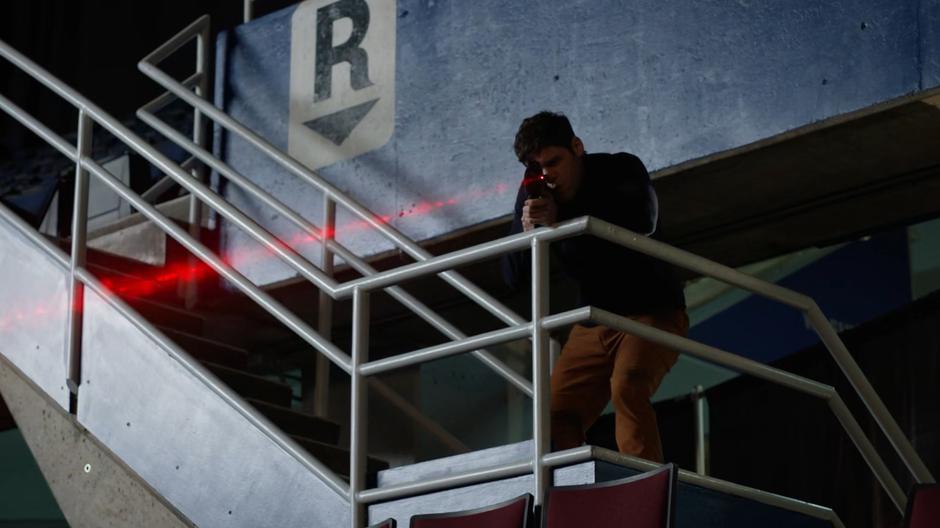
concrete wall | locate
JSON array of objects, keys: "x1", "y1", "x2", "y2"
[{"x1": 215, "y1": 0, "x2": 940, "y2": 286}]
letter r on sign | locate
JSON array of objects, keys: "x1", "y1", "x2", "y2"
[
  {"x1": 289, "y1": 0, "x2": 395, "y2": 170},
  {"x1": 315, "y1": 0, "x2": 373, "y2": 102}
]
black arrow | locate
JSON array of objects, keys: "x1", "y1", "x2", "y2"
[{"x1": 303, "y1": 98, "x2": 379, "y2": 145}]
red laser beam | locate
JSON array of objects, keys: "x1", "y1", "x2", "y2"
[
  {"x1": 0, "y1": 181, "x2": 515, "y2": 332},
  {"x1": 0, "y1": 294, "x2": 68, "y2": 334},
  {"x1": 521, "y1": 174, "x2": 544, "y2": 187}
]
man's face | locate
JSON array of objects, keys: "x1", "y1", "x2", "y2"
[{"x1": 526, "y1": 138, "x2": 584, "y2": 203}]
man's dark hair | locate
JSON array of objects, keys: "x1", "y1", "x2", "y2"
[{"x1": 513, "y1": 111, "x2": 576, "y2": 163}]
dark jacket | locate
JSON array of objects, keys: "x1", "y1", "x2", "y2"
[{"x1": 501, "y1": 152, "x2": 686, "y2": 316}]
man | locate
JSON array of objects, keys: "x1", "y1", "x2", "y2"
[{"x1": 502, "y1": 111, "x2": 688, "y2": 462}]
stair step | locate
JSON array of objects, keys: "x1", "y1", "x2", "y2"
[
  {"x1": 84, "y1": 244, "x2": 223, "y2": 307},
  {"x1": 84, "y1": 246, "x2": 183, "y2": 299},
  {"x1": 124, "y1": 297, "x2": 205, "y2": 335},
  {"x1": 246, "y1": 398, "x2": 340, "y2": 445},
  {"x1": 83, "y1": 244, "x2": 165, "y2": 275},
  {"x1": 88, "y1": 262, "x2": 184, "y2": 304},
  {"x1": 201, "y1": 362, "x2": 293, "y2": 408},
  {"x1": 377, "y1": 440, "x2": 532, "y2": 489},
  {"x1": 159, "y1": 327, "x2": 250, "y2": 369},
  {"x1": 290, "y1": 435, "x2": 389, "y2": 483}
]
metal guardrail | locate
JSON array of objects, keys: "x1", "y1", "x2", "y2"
[
  {"x1": 1, "y1": 16, "x2": 933, "y2": 527},
  {"x1": 133, "y1": 14, "x2": 935, "y2": 518},
  {"x1": 0, "y1": 11, "x2": 479, "y2": 476},
  {"x1": 243, "y1": 0, "x2": 255, "y2": 24},
  {"x1": 340, "y1": 216, "x2": 933, "y2": 523},
  {"x1": 0, "y1": 42, "x2": 352, "y2": 495},
  {"x1": 0, "y1": 199, "x2": 351, "y2": 500},
  {"x1": 135, "y1": 97, "x2": 532, "y2": 394},
  {"x1": 136, "y1": 15, "x2": 532, "y2": 455},
  {"x1": 137, "y1": 16, "x2": 535, "y2": 394},
  {"x1": 692, "y1": 385, "x2": 707, "y2": 476}
]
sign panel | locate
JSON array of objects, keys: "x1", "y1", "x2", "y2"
[
  {"x1": 288, "y1": 0, "x2": 396, "y2": 170},
  {"x1": 218, "y1": 0, "x2": 932, "y2": 288}
]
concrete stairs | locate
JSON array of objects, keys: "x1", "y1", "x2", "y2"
[
  {"x1": 80, "y1": 240, "x2": 388, "y2": 483},
  {"x1": 0, "y1": 194, "x2": 844, "y2": 527}
]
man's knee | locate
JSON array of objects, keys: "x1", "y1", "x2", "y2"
[{"x1": 611, "y1": 370, "x2": 656, "y2": 402}]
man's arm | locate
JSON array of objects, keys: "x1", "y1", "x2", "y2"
[
  {"x1": 597, "y1": 153, "x2": 657, "y2": 235},
  {"x1": 500, "y1": 184, "x2": 530, "y2": 292}
]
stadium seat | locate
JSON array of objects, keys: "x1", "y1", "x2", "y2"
[
  {"x1": 542, "y1": 463, "x2": 677, "y2": 528},
  {"x1": 410, "y1": 493, "x2": 532, "y2": 527},
  {"x1": 904, "y1": 483, "x2": 940, "y2": 528},
  {"x1": 369, "y1": 518, "x2": 397, "y2": 528}
]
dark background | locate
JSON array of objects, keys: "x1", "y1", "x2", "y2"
[
  {"x1": 0, "y1": 0, "x2": 299, "y2": 157},
  {"x1": 686, "y1": 292, "x2": 939, "y2": 528}
]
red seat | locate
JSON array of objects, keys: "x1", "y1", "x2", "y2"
[
  {"x1": 410, "y1": 493, "x2": 532, "y2": 528},
  {"x1": 904, "y1": 484, "x2": 940, "y2": 528},
  {"x1": 542, "y1": 463, "x2": 677, "y2": 528},
  {"x1": 369, "y1": 519, "x2": 396, "y2": 528}
]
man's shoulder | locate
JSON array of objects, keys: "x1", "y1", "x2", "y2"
[
  {"x1": 586, "y1": 151, "x2": 641, "y2": 163},
  {"x1": 585, "y1": 152, "x2": 649, "y2": 181}
]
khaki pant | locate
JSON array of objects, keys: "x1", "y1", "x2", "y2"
[{"x1": 550, "y1": 310, "x2": 689, "y2": 462}]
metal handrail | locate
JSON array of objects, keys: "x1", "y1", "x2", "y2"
[
  {"x1": 356, "y1": 443, "x2": 847, "y2": 528},
  {"x1": 2, "y1": 18, "x2": 930, "y2": 525},
  {"x1": 343, "y1": 217, "x2": 933, "y2": 460},
  {"x1": 0, "y1": 200, "x2": 350, "y2": 498},
  {"x1": 363, "y1": 442, "x2": 850, "y2": 527},
  {"x1": 138, "y1": 101, "x2": 473, "y2": 454},
  {"x1": 2, "y1": 23, "x2": 477, "y2": 485},
  {"x1": 0, "y1": 36, "x2": 484, "y2": 495},
  {"x1": 135, "y1": 101, "x2": 533, "y2": 397},
  {"x1": 0, "y1": 42, "x2": 351, "y2": 496},
  {"x1": 335, "y1": 219, "x2": 589, "y2": 297},
  {"x1": 591, "y1": 217, "x2": 935, "y2": 485},
  {"x1": 243, "y1": 0, "x2": 255, "y2": 24},
  {"x1": 136, "y1": 14, "x2": 529, "y2": 455},
  {"x1": 339, "y1": 214, "x2": 934, "y2": 522},
  {"x1": 137, "y1": 15, "x2": 534, "y2": 400},
  {"x1": 138, "y1": 16, "x2": 529, "y2": 328},
  {"x1": 0, "y1": 41, "x2": 354, "y2": 369},
  {"x1": 588, "y1": 447, "x2": 847, "y2": 528},
  {"x1": 137, "y1": 14, "x2": 549, "y2": 465},
  {"x1": 4, "y1": 123, "x2": 349, "y2": 380},
  {"x1": 5, "y1": 16, "x2": 476, "y2": 465}
]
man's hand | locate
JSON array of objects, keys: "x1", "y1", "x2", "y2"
[{"x1": 522, "y1": 195, "x2": 558, "y2": 231}]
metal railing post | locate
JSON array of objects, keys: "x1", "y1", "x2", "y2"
[
  {"x1": 828, "y1": 395, "x2": 907, "y2": 510},
  {"x1": 190, "y1": 22, "x2": 209, "y2": 222},
  {"x1": 531, "y1": 238, "x2": 551, "y2": 504},
  {"x1": 2, "y1": 20, "x2": 918, "y2": 510},
  {"x1": 65, "y1": 110, "x2": 93, "y2": 406},
  {"x1": 692, "y1": 385, "x2": 708, "y2": 476},
  {"x1": 315, "y1": 197, "x2": 336, "y2": 418},
  {"x1": 243, "y1": 0, "x2": 254, "y2": 24},
  {"x1": 182, "y1": 22, "x2": 211, "y2": 309},
  {"x1": 133, "y1": 108, "x2": 535, "y2": 399},
  {"x1": 549, "y1": 337, "x2": 561, "y2": 373},
  {"x1": 350, "y1": 287, "x2": 370, "y2": 527},
  {"x1": 806, "y1": 306, "x2": 935, "y2": 483},
  {"x1": 137, "y1": 29, "x2": 538, "y2": 401}
]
